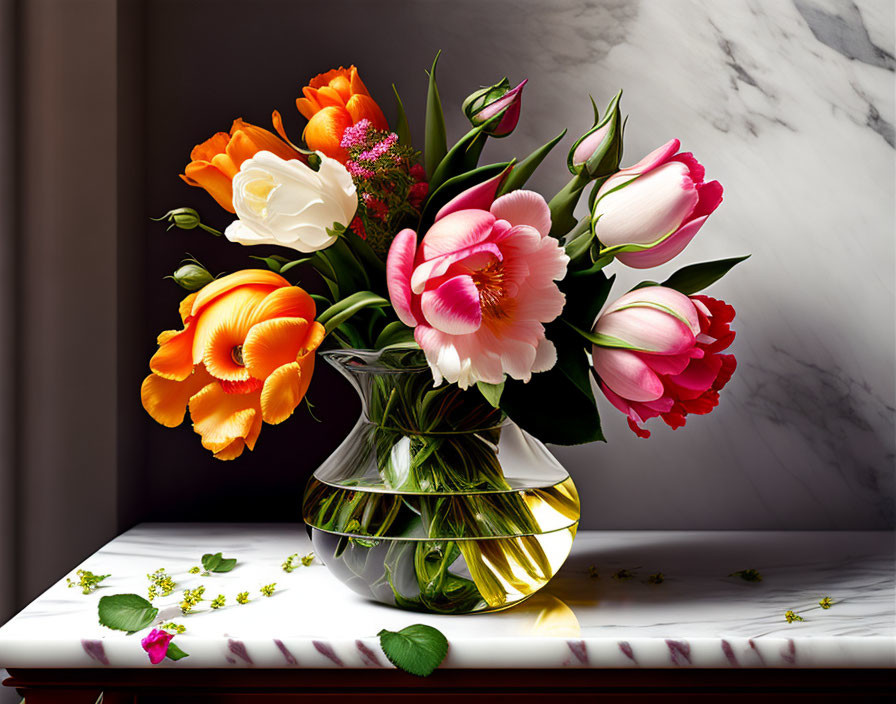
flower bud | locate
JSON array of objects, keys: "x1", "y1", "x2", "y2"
[
  {"x1": 462, "y1": 78, "x2": 527, "y2": 137},
  {"x1": 568, "y1": 90, "x2": 624, "y2": 178},
  {"x1": 156, "y1": 207, "x2": 201, "y2": 230},
  {"x1": 171, "y1": 263, "x2": 214, "y2": 291}
]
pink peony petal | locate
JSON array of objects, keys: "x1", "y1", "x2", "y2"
[
  {"x1": 420, "y1": 275, "x2": 483, "y2": 335},
  {"x1": 421, "y1": 209, "x2": 496, "y2": 259},
  {"x1": 592, "y1": 346, "x2": 665, "y2": 402},
  {"x1": 489, "y1": 190, "x2": 552, "y2": 237},
  {"x1": 410, "y1": 242, "x2": 502, "y2": 294},
  {"x1": 593, "y1": 161, "x2": 699, "y2": 248},
  {"x1": 434, "y1": 169, "x2": 509, "y2": 221},
  {"x1": 386, "y1": 229, "x2": 419, "y2": 327},
  {"x1": 615, "y1": 215, "x2": 708, "y2": 269},
  {"x1": 531, "y1": 337, "x2": 558, "y2": 373}
]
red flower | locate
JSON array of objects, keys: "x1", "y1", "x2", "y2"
[
  {"x1": 598, "y1": 294, "x2": 736, "y2": 438},
  {"x1": 408, "y1": 182, "x2": 429, "y2": 209}
]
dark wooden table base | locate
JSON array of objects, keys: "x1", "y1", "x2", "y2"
[{"x1": 5, "y1": 668, "x2": 895, "y2": 703}]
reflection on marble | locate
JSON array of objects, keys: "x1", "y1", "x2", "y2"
[
  {"x1": 0, "y1": 524, "x2": 892, "y2": 669},
  {"x1": 424, "y1": 0, "x2": 895, "y2": 530}
]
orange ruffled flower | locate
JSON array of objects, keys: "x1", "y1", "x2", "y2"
[
  {"x1": 296, "y1": 66, "x2": 388, "y2": 162},
  {"x1": 141, "y1": 270, "x2": 325, "y2": 460},
  {"x1": 180, "y1": 119, "x2": 302, "y2": 213}
]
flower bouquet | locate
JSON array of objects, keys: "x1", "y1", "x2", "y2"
[{"x1": 142, "y1": 56, "x2": 744, "y2": 614}]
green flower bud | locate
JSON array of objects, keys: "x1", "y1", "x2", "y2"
[
  {"x1": 568, "y1": 90, "x2": 624, "y2": 178},
  {"x1": 171, "y1": 263, "x2": 214, "y2": 291},
  {"x1": 157, "y1": 207, "x2": 201, "y2": 230}
]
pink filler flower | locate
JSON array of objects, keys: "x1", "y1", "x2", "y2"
[
  {"x1": 141, "y1": 628, "x2": 174, "y2": 664},
  {"x1": 386, "y1": 173, "x2": 569, "y2": 388},
  {"x1": 591, "y1": 286, "x2": 736, "y2": 437}
]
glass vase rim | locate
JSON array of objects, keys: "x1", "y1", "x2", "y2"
[{"x1": 320, "y1": 346, "x2": 431, "y2": 375}]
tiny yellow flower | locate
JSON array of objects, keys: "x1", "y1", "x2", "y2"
[
  {"x1": 612, "y1": 568, "x2": 635, "y2": 581},
  {"x1": 647, "y1": 572, "x2": 665, "y2": 585},
  {"x1": 784, "y1": 610, "x2": 804, "y2": 623},
  {"x1": 260, "y1": 583, "x2": 277, "y2": 597},
  {"x1": 236, "y1": 591, "x2": 249, "y2": 605},
  {"x1": 819, "y1": 596, "x2": 833, "y2": 609},
  {"x1": 210, "y1": 594, "x2": 225, "y2": 609}
]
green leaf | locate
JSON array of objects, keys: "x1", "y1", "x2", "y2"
[
  {"x1": 323, "y1": 237, "x2": 370, "y2": 292},
  {"x1": 424, "y1": 51, "x2": 448, "y2": 179},
  {"x1": 659, "y1": 255, "x2": 751, "y2": 295},
  {"x1": 98, "y1": 594, "x2": 158, "y2": 633},
  {"x1": 378, "y1": 624, "x2": 448, "y2": 677},
  {"x1": 278, "y1": 257, "x2": 312, "y2": 274},
  {"x1": 202, "y1": 552, "x2": 237, "y2": 573},
  {"x1": 476, "y1": 380, "x2": 505, "y2": 408},
  {"x1": 201, "y1": 552, "x2": 222, "y2": 572},
  {"x1": 548, "y1": 172, "x2": 591, "y2": 238},
  {"x1": 393, "y1": 84, "x2": 412, "y2": 146},
  {"x1": 428, "y1": 126, "x2": 488, "y2": 195},
  {"x1": 496, "y1": 129, "x2": 567, "y2": 197},
  {"x1": 165, "y1": 642, "x2": 190, "y2": 661},
  {"x1": 375, "y1": 321, "x2": 416, "y2": 349},
  {"x1": 249, "y1": 256, "x2": 282, "y2": 272},
  {"x1": 318, "y1": 291, "x2": 391, "y2": 335}
]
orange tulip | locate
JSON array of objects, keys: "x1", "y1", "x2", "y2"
[
  {"x1": 141, "y1": 270, "x2": 325, "y2": 460},
  {"x1": 180, "y1": 119, "x2": 302, "y2": 213},
  {"x1": 296, "y1": 66, "x2": 388, "y2": 162}
]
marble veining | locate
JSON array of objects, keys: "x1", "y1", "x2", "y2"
[{"x1": 0, "y1": 524, "x2": 891, "y2": 669}]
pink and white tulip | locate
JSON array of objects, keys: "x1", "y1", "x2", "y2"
[
  {"x1": 592, "y1": 139, "x2": 723, "y2": 269},
  {"x1": 386, "y1": 173, "x2": 569, "y2": 388},
  {"x1": 591, "y1": 286, "x2": 736, "y2": 437}
]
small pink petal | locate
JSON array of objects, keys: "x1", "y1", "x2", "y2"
[
  {"x1": 434, "y1": 169, "x2": 510, "y2": 221},
  {"x1": 668, "y1": 151, "x2": 705, "y2": 183},
  {"x1": 420, "y1": 275, "x2": 483, "y2": 335},
  {"x1": 615, "y1": 215, "x2": 708, "y2": 269},
  {"x1": 692, "y1": 180, "x2": 723, "y2": 219},
  {"x1": 490, "y1": 190, "x2": 552, "y2": 237},
  {"x1": 592, "y1": 347, "x2": 665, "y2": 402},
  {"x1": 636, "y1": 350, "x2": 694, "y2": 376},
  {"x1": 141, "y1": 629, "x2": 173, "y2": 665},
  {"x1": 628, "y1": 138, "x2": 680, "y2": 174},
  {"x1": 386, "y1": 229, "x2": 419, "y2": 327},
  {"x1": 421, "y1": 209, "x2": 496, "y2": 259},
  {"x1": 667, "y1": 355, "x2": 723, "y2": 399}
]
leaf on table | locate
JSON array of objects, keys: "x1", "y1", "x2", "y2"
[
  {"x1": 98, "y1": 594, "x2": 159, "y2": 633},
  {"x1": 201, "y1": 552, "x2": 237, "y2": 573},
  {"x1": 378, "y1": 624, "x2": 448, "y2": 677},
  {"x1": 166, "y1": 642, "x2": 190, "y2": 661}
]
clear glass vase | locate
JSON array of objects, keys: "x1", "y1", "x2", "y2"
[{"x1": 302, "y1": 348, "x2": 580, "y2": 614}]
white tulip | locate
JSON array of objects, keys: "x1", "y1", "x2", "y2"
[{"x1": 225, "y1": 151, "x2": 357, "y2": 253}]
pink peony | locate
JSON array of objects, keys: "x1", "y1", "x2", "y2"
[
  {"x1": 591, "y1": 286, "x2": 736, "y2": 437},
  {"x1": 386, "y1": 173, "x2": 569, "y2": 388},
  {"x1": 141, "y1": 628, "x2": 174, "y2": 665},
  {"x1": 592, "y1": 139, "x2": 723, "y2": 269}
]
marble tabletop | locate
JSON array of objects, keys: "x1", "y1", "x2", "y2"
[{"x1": 0, "y1": 524, "x2": 892, "y2": 670}]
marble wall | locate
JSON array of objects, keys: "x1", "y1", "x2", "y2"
[{"x1": 136, "y1": 0, "x2": 894, "y2": 530}]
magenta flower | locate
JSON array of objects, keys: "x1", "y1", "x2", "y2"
[
  {"x1": 386, "y1": 172, "x2": 568, "y2": 388},
  {"x1": 141, "y1": 628, "x2": 174, "y2": 665},
  {"x1": 592, "y1": 139, "x2": 723, "y2": 269}
]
